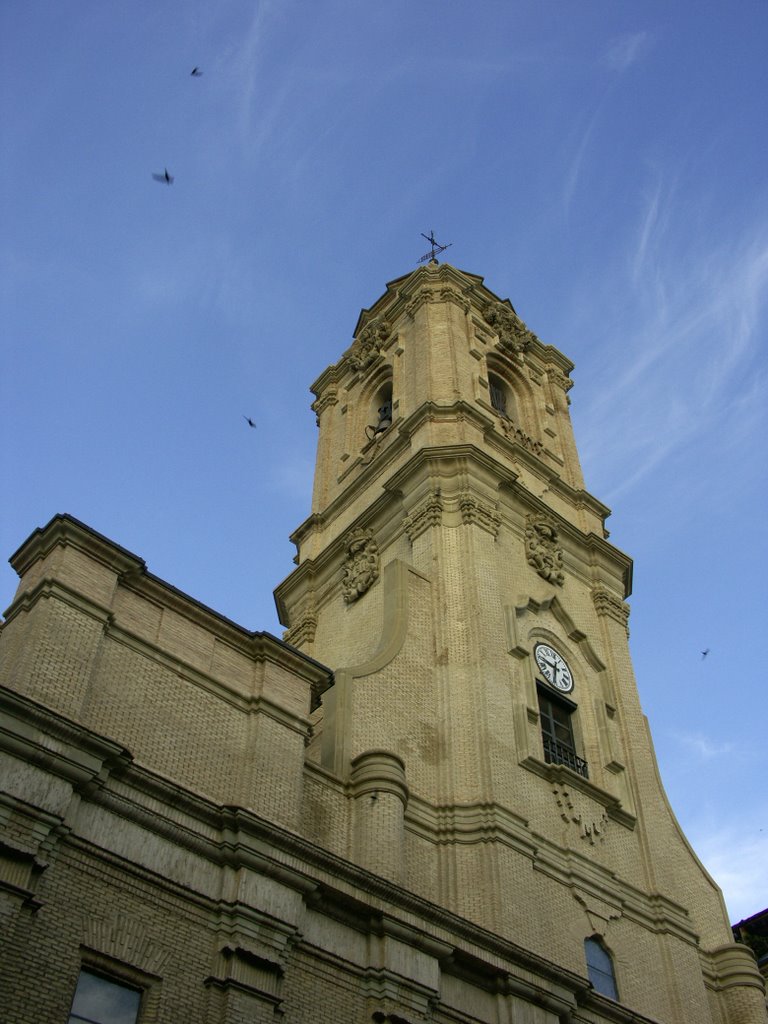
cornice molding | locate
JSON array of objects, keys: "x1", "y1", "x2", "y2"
[
  {"x1": 10, "y1": 513, "x2": 145, "y2": 580},
  {"x1": 6, "y1": 516, "x2": 333, "y2": 699}
]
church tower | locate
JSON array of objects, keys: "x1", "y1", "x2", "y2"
[{"x1": 275, "y1": 260, "x2": 765, "y2": 1023}]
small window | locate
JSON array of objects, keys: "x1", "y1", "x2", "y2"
[
  {"x1": 585, "y1": 937, "x2": 618, "y2": 999},
  {"x1": 537, "y1": 686, "x2": 588, "y2": 778},
  {"x1": 68, "y1": 969, "x2": 141, "y2": 1024}
]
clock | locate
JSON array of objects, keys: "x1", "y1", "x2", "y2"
[{"x1": 534, "y1": 643, "x2": 574, "y2": 693}]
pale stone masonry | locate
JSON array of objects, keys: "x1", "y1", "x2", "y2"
[{"x1": 1, "y1": 262, "x2": 765, "y2": 1023}]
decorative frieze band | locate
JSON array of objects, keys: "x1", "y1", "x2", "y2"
[
  {"x1": 525, "y1": 514, "x2": 565, "y2": 586},
  {"x1": 403, "y1": 493, "x2": 444, "y2": 542},
  {"x1": 459, "y1": 493, "x2": 502, "y2": 537},
  {"x1": 499, "y1": 417, "x2": 544, "y2": 456},
  {"x1": 592, "y1": 585, "x2": 630, "y2": 635},
  {"x1": 342, "y1": 529, "x2": 380, "y2": 603}
]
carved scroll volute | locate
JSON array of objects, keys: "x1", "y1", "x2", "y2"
[
  {"x1": 341, "y1": 528, "x2": 380, "y2": 603},
  {"x1": 403, "y1": 492, "x2": 443, "y2": 543},
  {"x1": 483, "y1": 302, "x2": 537, "y2": 362},
  {"x1": 525, "y1": 513, "x2": 565, "y2": 586},
  {"x1": 592, "y1": 585, "x2": 630, "y2": 637},
  {"x1": 283, "y1": 593, "x2": 318, "y2": 647},
  {"x1": 348, "y1": 318, "x2": 390, "y2": 373}
]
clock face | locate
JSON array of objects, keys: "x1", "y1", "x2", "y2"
[{"x1": 534, "y1": 643, "x2": 574, "y2": 693}]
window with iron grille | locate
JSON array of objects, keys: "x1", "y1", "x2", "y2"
[
  {"x1": 488, "y1": 373, "x2": 508, "y2": 416},
  {"x1": 537, "y1": 685, "x2": 589, "y2": 778}
]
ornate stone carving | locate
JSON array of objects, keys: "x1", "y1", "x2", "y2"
[
  {"x1": 592, "y1": 586, "x2": 630, "y2": 635},
  {"x1": 311, "y1": 388, "x2": 338, "y2": 425},
  {"x1": 405, "y1": 288, "x2": 435, "y2": 320},
  {"x1": 440, "y1": 285, "x2": 471, "y2": 313},
  {"x1": 553, "y1": 785, "x2": 609, "y2": 845},
  {"x1": 499, "y1": 417, "x2": 544, "y2": 456},
  {"x1": 547, "y1": 366, "x2": 574, "y2": 393},
  {"x1": 348, "y1": 318, "x2": 389, "y2": 373},
  {"x1": 459, "y1": 493, "x2": 502, "y2": 537},
  {"x1": 525, "y1": 514, "x2": 565, "y2": 586},
  {"x1": 483, "y1": 302, "x2": 537, "y2": 360},
  {"x1": 342, "y1": 529, "x2": 380, "y2": 603},
  {"x1": 403, "y1": 493, "x2": 443, "y2": 542}
]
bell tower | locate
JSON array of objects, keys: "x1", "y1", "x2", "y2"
[{"x1": 275, "y1": 261, "x2": 765, "y2": 1024}]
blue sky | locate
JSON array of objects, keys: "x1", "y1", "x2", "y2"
[{"x1": 2, "y1": 2, "x2": 766, "y2": 923}]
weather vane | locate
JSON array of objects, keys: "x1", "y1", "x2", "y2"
[{"x1": 418, "y1": 230, "x2": 452, "y2": 264}]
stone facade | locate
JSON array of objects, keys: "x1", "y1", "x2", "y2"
[{"x1": 1, "y1": 262, "x2": 765, "y2": 1023}]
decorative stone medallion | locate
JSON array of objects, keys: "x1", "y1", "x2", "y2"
[
  {"x1": 525, "y1": 514, "x2": 565, "y2": 586},
  {"x1": 342, "y1": 528, "x2": 380, "y2": 603}
]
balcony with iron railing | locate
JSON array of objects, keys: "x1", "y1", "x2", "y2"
[{"x1": 542, "y1": 735, "x2": 589, "y2": 779}]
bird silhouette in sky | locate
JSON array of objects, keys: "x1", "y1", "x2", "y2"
[
  {"x1": 243, "y1": 416, "x2": 257, "y2": 429},
  {"x1": 701, "y1": 648, "x2": 710, "y2": 660},
  {"x1": 191, "y1": 67, "x2": 203, "y2": 77},
  {"x1": 152, "y1": 168, "x2": 174, "y2": 185}
]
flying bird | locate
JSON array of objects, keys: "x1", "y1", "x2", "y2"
[
  {"x1": 701, "y1": 648, "x2": 710, "y2": 660},
  {"x1": 243, "y1": 416, "x2": 257, "y2": 429},
  {"x1": 191, "y1": 67, "x2": 203, "y2": 77},
  {"x1": 152, "y1": 168, "x2": 174, "y2": 185}
]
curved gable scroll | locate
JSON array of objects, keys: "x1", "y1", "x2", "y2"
[{"x1": 504, "y1": 594, "x2": 606, "y2": 672}]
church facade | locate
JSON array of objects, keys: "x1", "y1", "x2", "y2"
[{"x1": 1, "y1": 262, "x2": 764, "y2": 1023}]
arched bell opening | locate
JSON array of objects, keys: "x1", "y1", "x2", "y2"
[{"x1": 364, "y1": 379, "x2": 393, "y2": 443}]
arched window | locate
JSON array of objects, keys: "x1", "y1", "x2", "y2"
[{"x1": 585, "y1": 937, "x2": 618, "y2": 999}]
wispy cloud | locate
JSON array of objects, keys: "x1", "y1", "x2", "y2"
[
  {"x1": 690, "y1": 821, "x2": 768, "y2": 921},
  {"x1": 673, "y1": 731, "x2": 734, "y2": 760},
  {"x1": 577, "y1": 176, "x2": 768, "y2": 504},
  {"x1": 605, "y1": 31, "x2": 651, "y2": 73},
  {"x1": 562, "y1": 106, "x2": 603, "y2": 214}
]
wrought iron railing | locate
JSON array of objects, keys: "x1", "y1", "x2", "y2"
[{"x1": 542, "y1": 736, "x2": 589, "y2": 779}]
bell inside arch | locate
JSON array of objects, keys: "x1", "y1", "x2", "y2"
[{"x1": 365, "y1": 400, "x2": 392, "y2": 441}]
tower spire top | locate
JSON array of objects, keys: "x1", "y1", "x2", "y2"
[{"x1": 418, "y1": 229, "x2": 452, "y2": 264}]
